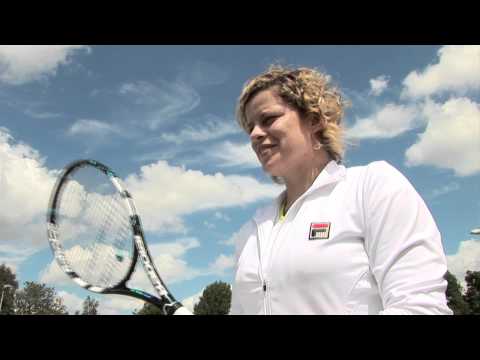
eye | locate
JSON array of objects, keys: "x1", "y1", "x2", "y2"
[{"x1": 261, "y1": 115, "x2": 276, "y2": 127}]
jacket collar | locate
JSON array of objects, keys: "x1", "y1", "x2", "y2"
[
  {"x1": 253, "y1": 160, "x2": 346, "y2": 224},
  {"x1": 306, "y1": 159, "x2": 346, "y2": 193}
]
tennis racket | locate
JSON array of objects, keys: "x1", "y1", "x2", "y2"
[{"x1": 46, "y1": 159, "x2": 192, "y2": 315}]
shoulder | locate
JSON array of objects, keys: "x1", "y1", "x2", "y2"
[
  {"x1": 231, "y1": 219, "x2": 256, "y2": 256},
  {"x1": 346, "y1": 161, "x2": 410, "y2": 188},
  {"x1": 365, "y1": 160, "x2": 404, "y2": 176},
  {"x1": 356, "y1": 162, "x2": 424, "y2": 213},
  {"x1": 364, "y1": 161, "x2": 412, "y2": 189},
  {"x1": 232, "y1": 202, "x2": 277, "y2": 257}
]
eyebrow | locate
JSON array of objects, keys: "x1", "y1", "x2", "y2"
[{"x1": 256, "y1": 107, "x2": 283, "y2": 119}]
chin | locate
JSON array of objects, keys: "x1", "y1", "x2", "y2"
[
  {"x1": 260, "y1": 154, "x2": 284, "y2": 175},
  {"x1": 262, "y1": 164, "x2": 282, "y2": 177}
]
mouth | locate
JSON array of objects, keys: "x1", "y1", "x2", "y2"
[{"x1": 257, "y1": 144, "x2": 278, "y2": 159}]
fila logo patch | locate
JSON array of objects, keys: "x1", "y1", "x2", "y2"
[{"x1": 309, "y1": 222, "x2": 331, "y2": 240}]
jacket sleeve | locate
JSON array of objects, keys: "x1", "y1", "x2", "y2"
[
  {"x1": 229, "y1": 220, "x2": 255, "y2": 315},
  {"x1": 229, "y1": 283, "x2": 244, "y2": 315},
  {"x1": 362, "y1": 161, "x2": 452, "y2": 315}
]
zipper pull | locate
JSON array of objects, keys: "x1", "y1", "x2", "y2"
[{"x1": 263, "y1": 281, "x2": 267, "y2": 292}]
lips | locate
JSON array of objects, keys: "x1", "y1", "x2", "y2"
[{"x1": 257, "y1": 144, "x2": 277, "y2": 159}]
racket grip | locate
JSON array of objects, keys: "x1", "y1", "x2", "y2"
[{"x1": 173, "y1": 306, "x2": 194, "y2": 315}]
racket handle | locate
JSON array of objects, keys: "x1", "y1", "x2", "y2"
[{"x1": 173, "y1": 306, "x2": 193, "y2": 315}]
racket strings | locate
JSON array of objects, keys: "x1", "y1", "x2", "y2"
[
  {"x1": 60, "y1": 179, "x2": 91, "y2": 269},
  {"x1": 96, "y1": 194, "x2": 130, "y2": 287},
  {"x1": 78, "y1": 187, "x2": 112, "y2": 282},
  {"x1": 85, "y1": 192, "x2": 131, "y2": 287},
  {"x1": 56, "y1": 168, "x2": 134, "y2": 288}
]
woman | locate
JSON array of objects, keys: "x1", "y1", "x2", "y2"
[{"x1": 229, "y1": 65, "x2": 452, "y2": 315}]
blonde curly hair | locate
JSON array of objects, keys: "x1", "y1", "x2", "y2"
[{"x1": 236, "y1": 65, "x2": 348, "y2": 164}]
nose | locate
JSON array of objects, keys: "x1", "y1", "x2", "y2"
[{"x1": 249, "y1": 123, "x2": 266, "y2": 143}]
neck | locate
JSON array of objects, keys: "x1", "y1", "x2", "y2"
[{"x1": 283, "y1": 156, "x2": 330, "y2": 211}]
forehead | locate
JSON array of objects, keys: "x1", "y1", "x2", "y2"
[{"x1": 245, "y1": 88, "x2": 286, "y2": 120}]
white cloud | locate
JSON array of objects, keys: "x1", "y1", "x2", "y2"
[
  {"x1": 0, "y1": 128, "x2": 59, "y2": 257},
  {"x1": 402, "y1": 45, "x2": 480, "y2": 99},
  {"x1": 41, "y1": 237, "x2": 202, "y2": 293},
  {"x1": 181, "y1": 290, "x2": 203, "y2": 313},
  {"x1": 67, "y1": 119, "x2": 135, "y2": 154},
  {"x1": 219, "y1": 229, "x2": 239, "y2": 246},
  {"x1": 144, "y1": 239, "x2": 202, "y2": 284},
  {"x1": 0, "y1": 243, "x2": 40, "y2": 276},
  {"x1": 369, "y1": 75, "x2": 389, "y2": 96},
  {"x1": 430, "y1": 182, "x2": 460, "y2": 199},
  {"x1": 346, "y1": 103, "x2": 420, "y2": 139},
  {"x1": 1, "y1": 98, "x2": 63, "y2": 120},
  {"x1": 211, "y1": 141, "x2": 260, "y2": 168},
  {"x1": 214, "y1": 211, "x2": 231, "y2": 222},
  {"x1": 40, "y1": 261, "x2": 72, "y2": 287},
  {"x1": 46, "y1": 262, "x2": 137, "y2": 315},
  {"x1": 132, "y1": 148, "x2": 182, "y2": 164},
  {"x1": 177, "y1": 60, "x2": 229, "y2": 87},
  {"x1": 135, "y1": 138, "x2": 251, "y2": 170},
  {"x1": 42, "y1": 237, "x2": 204, "y2": 315},
  {"x1": 151, "y1": 238, "x2": 199, "y2": 259},
  {"x1": 123, "y1": 160, "x2": 282, "y2": 233},
  {"x1": 41, "y1": 237, "x2": 233, "y2": 314},
  {"x1": 130, "y1": 242, "x2": 233, "y2": 287},
  {"x1": 119, "y1": 81, "x2": 160, "y2": 103},
  {"x1": 447, "y1": 239, "x2": 480, "y2": 290},
  {"x1": 405, "y1": 97, "x2": 480, "y2": 176},
  {"x1": 57, "y1": 290, "x2": 84, "y2": 314},
  {"x1": 119, "y1": 80, "x2": 200, "y2": 130},
  {"x1": 204, "y1": 221, "x2": 216, "y2": 229},
  {"x1": 0, "y1": 45, "x2": 90, "y2": 85},
  {"x1": 40, "y1": 242, "x2": 133, "y2": 289},
  {"x1": 24, "y1": 109, "x2": 62, "y2": 119},
  {"x1": 100, "y1": 295, "x2": 144, "y2": 315},
  {"x1": 0, "y1": 260, "x2": 17, "y2": 274},
  {"x1": 157, "y1": 115, "x2": 240, "y2": 144},
  {"x1": 68, "y1": 119, "x2": 122, "y2": 137},
  {"x1": 89, "y1": 89, "x2": 101, "y2": 97},
  {"x1": 208, "y1": 254, "x2": 235, "y2": 275}
]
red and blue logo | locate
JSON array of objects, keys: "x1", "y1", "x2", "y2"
[{"x1": 309, "y1": 222, "x2": 331, "y2": 240}]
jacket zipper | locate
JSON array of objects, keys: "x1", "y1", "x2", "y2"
[
  {"x1": 256, "y1": 226, "x2": 269, "y2": 315},
  {"x1": 256, "y1": 194, "x2": 306, "y2": 315},
  {"x1": 256, "y1": 209, "x2": 290, "y2": 315},
  {"x1": 263, "y1": 280, "x2": 270, "y2": 315},
  {"x1": 253, "y1": 162, "x2": 344, "y2": 315}
]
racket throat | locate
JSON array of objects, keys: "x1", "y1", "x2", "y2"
[
  {"x1": 136, "y1": 292, "x2": 183, "y2": 315},
  {"x1": 107, "y1": 287, "x2": 180, "y2": 315}
]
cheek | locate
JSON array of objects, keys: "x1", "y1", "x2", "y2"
[{"x1": 281, "y1": 130, "x2": 309, "y2": 150}]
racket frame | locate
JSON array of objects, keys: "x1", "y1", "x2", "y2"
[{"x1": 47, "y1": 159, "x2": 186, "y2": 315}]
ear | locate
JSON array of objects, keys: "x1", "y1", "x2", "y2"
[{"x1": 307, "y1": 114, "x2": 324, "y2": 134}]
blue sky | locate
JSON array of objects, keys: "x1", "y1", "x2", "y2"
[{"x1": 0, "y1": 45, "x2": 479, "y2": 314}]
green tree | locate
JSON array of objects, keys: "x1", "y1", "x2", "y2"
[
  {"x1": 14, "y1": 281, "x2": 68, "y2": 315},
  {"x1": 194, "y1": 281, "x2": 231, "y2": 315},
  {"x1": 134, "y1": 302, "x2": 164, "y2": 315},
  {"x1": 81, "y1": 296, "x2": 99, "y2": 315},
  {"x1": 444, "y1": 271, "x2": 470, "y2": 315},
  {"x1": 463, "y1": 270, "x2": 480, "y2": 315},
  {"x1": 0, "y1": 263, "x2": 19, "y2": 315}
]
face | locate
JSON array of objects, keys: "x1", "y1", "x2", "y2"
[{"x1": 245, "y1": 88, "x2": 319, "y2": 180}]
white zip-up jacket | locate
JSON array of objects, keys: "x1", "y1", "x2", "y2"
[{"x1": 230, "y1": 160, "x2": 452, "y2": 315}]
